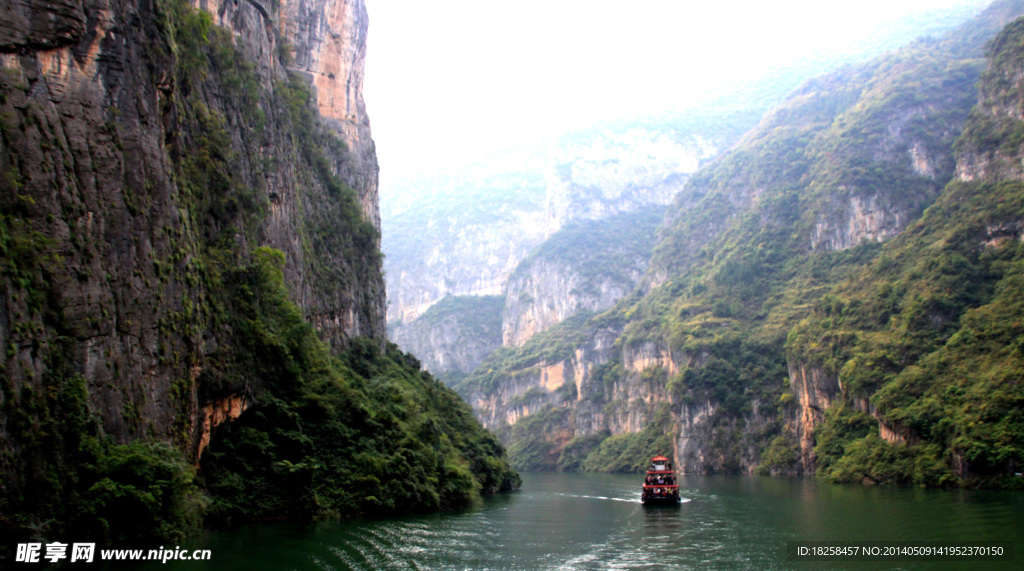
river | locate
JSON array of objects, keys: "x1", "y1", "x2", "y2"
[{"x1": 135, "y1": 472, "x2": 1023, "y2": 570}]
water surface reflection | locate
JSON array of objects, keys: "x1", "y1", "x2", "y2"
[{"x1": 131, "y1": 473, "x2": 1023, "y2": 570}]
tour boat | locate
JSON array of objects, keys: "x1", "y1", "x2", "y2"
[{"x1": 641, "y1": 455, "x2": 680, "y2": 505}]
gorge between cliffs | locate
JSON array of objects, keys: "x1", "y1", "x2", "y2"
[
  {"x1": 387, "y1": 0, "x2": 1024, "y2": 491},
  {"x1": 1, "y1": 0, "x2": 1024, "y2": 563}
]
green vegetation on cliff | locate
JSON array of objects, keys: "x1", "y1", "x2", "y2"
[
  {"x1": 457, "y1": 1, "x2": 1024, "y2": 483},
  {"x1": 510, "y1": 208, "x2": 664, "y2": 296},
  {"x1": 167, "y1": 0, "x2": 520, "y2": 519},
  {"x1": 166, "y1": 0, "x2": 519, "y2": 523},
  {"x1": 390, "y1": 294, "x2": 505, "y2": 385},
  {"x1": 201, "y1": 249, "x2": 519, "y2": 523},
  {"x1": 0, "y1": 0, "x2": 517, "y2": 550},
  {"x1": 0, "y1": 372, "x2": 205, "y2": 546},
  {"x1": 789, "y1": 178, "x2": 1024, "y2": 486},
  {"x1": 783, "y1": 14, "x2": 1024, "y2": 487}
]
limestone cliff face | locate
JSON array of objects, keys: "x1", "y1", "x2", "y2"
[
  {"x1": 464, "y1": 326, "x2": 619, "y2": 432},
  {"x1": 385, "y1": 126, "x2": 725, "y2": 328},
  {"x1": 385, "y1": 127, "x2": 720, "y2": 378},
  {"x1": 0, "y1": 0, "x2": 381, "y2": 494},
  {"x1": 1, "y1": 0, "x2": 188, "y2": 446},
  {"x1": 502, "y1": 260, "x2": 638, "y2": 347},
  {"x1": 383, "y1": 168, "x2": 548, "y2": 324},
  {"x1": 0, "y1": 0, "x2": 86, "y2": 52},
  {"x1": 501, "y1": 209, "x2": 661, "y2": 347},
  {"x1": 807, "y1": 102, "x2": 965, "y2": 253},
  {"x1": 785, "y1": 359, "x2": 914, "y2": 472},
  {"x1": 276, "y1": 0, "x2": 378, "y2": 226},
  {"x1": 956, "y1": 19, "x2": 1024, "y2": 184},
  {"x1": 191, "y1": 0, "x2": 384, "y2": 344},
  {"x1": 787, "y1": 363, "x2": 841, "y2": 472},
  {"x1": 195, "y1": 0, "x2": 376, "y2": 192},
  {"x1": 463, "y1": 331, "x2": 775, "y2": 474},
  {"x1": 541, "y1": 127, "x2": 717, "y2": 235},
  {"x1": 389, "y1": 295, "x2": 504, "y2": 382}
]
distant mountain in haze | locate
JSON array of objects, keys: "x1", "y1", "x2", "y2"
[
  {"x1": 451, "y1": 0, "x2": 1024, "y2": 486},
  {"x1": 382, "y1": 0, "x2": 992, "y2": 382}
]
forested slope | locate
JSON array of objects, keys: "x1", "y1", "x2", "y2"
[
  {"x1": 0, "y1": 0, "x2": 517, "y2": 549},
  {"x1": 455, "y1": 0, "x2": 1024, "y2": 487}
]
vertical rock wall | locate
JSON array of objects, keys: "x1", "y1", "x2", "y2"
[{"x1": 0, "y1": 0, "x2": 382, "y2": 496}]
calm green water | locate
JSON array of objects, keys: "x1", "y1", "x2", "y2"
[{"x1": 137, "y1": 473, "x2": 1023, "y2": 570}]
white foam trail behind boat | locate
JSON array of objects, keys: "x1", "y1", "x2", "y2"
[{"x1": 554, "y1": 493, "x2": 693, "y2": 503}]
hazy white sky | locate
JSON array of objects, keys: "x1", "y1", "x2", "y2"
[{"x1": 364, "y1": 0, "x2": 990, "y2": 187}]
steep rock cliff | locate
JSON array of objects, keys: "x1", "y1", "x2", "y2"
[
  {"x1": 0, "y1": 0, "x2": 381, "y2": 447},
  {"x1": 388, "y1": 294, "x2": 503, "y2": 383},
  {"x1": 502, "y1": 209, "x2": 661, "y2": 347},
  {"x1": 456, "y1": 1, "x2": 1024, "y2": 481},
  {"x1": 0, "y1": 0, "x2": 517, "y2": 544},
  {"x1": 278, "y1": 0, "x2": 378, "y2": 223},
  {"x1": 785, "y1": 11, "x2": 1024, "y2": 485},
  {"x1": 787, "y1": 363, "x2": 842, "y2": 472},
  {"x1": 186, "y1": 0, "x2": 384, "y2": 340},
  {"x1": 383, "y1": 168, "x2": 548, "y2": 324},
  {"x1": 0, "y1": 0, "x2": 378, "y2": 516},
  {"x1": 383, "y1": 118, "x2": 753, "y2": 328},
  {"x1": 955, "y1": 16, "x2": 1024, "y2": 183},
  {"x1": 460, "y1": 316, "x2": 782, "y2": 474}
]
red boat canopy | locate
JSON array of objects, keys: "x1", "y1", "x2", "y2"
[{"x1": 651, "y1": 456, "x2": 670, "y2": 462}]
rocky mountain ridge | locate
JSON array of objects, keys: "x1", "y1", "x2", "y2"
[
  {"x1": 453, "y1": 0, "x2": 1024, "y2": 486},
  {"x1": 384, "y1": 114, "x2": 761, "y2": 380},
  {"x1": 501, "y1": 209, "x2": 662, "y2": 348},
  {"x1": 382, "y1": 4, "x2": 991, "y2": 384},
  {"x1": 384, "y1": 123, "x2": 735, "y2": 324}
]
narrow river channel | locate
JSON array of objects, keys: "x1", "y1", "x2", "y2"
[{"x1": 133, "y1": 472, "x2": 1024, "y2": 570}]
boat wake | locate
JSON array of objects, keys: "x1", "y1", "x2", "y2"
[
  {"x1": 555, "y1": 493, "x2": 692, "y2": 504},
  {"x1": 556, "y1": 493, "x2": 639, "y2": 503}
]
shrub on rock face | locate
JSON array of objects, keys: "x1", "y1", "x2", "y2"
[{"x1": 83, "y1": 442, "x2": 207, "y2": 545}]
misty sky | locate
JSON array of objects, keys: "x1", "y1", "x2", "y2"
[{"x1": 364, "y1": 0, "x2": 990, "y2": 190}]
